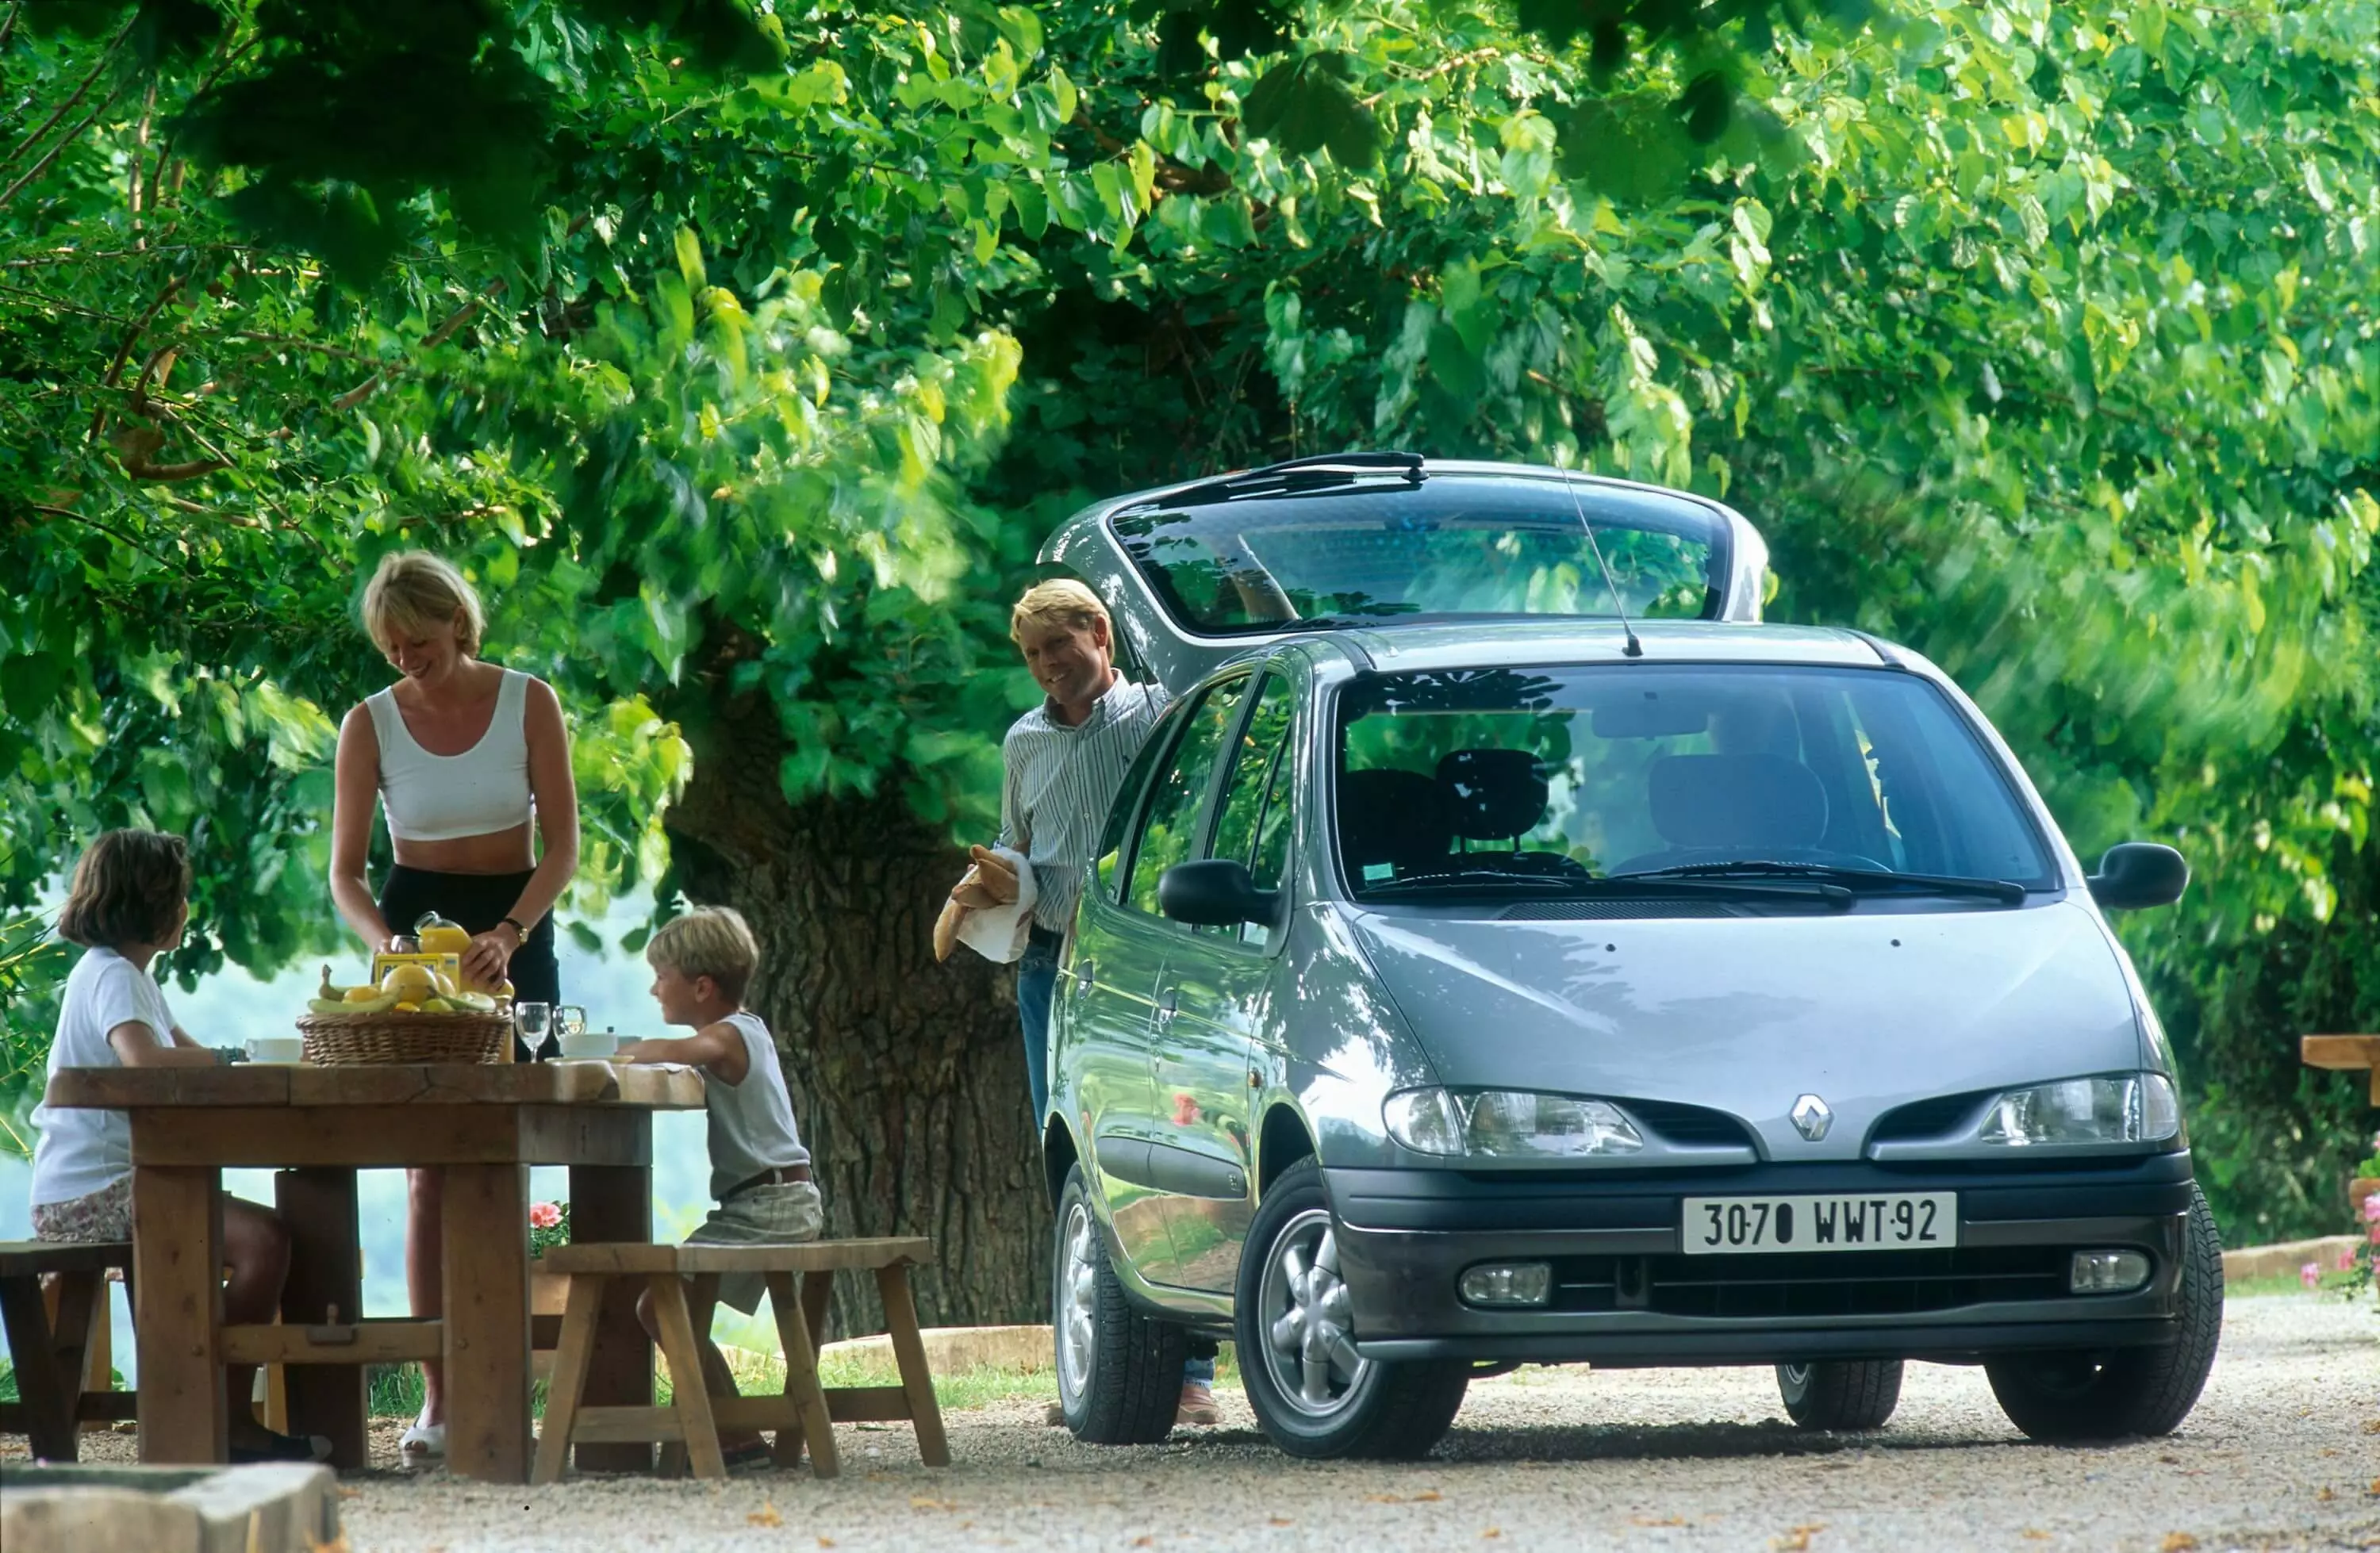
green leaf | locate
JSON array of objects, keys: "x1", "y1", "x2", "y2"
[{"x1": 1242, "y1": 53, "x2": 1381, "y2": 167}]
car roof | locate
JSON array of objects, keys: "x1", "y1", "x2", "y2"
[{"x1": 1304, "y1": 619, "x2": 1894, "y2": 674}]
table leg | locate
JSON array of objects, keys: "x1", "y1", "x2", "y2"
[
  {"x1": 134, "y1": 1165, "x2": 226, "y2": 1464},
  {"x1": 569, "y1": 1160, "x2": 654, "y2": 1474},
  {"x1": 275, "y1": 1168, "x2": 367, "y2": 1469},
  {"x1": 442, "y1": 1164, "x2": 531, "y2": 1482}
]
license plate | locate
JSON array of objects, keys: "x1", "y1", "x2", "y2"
[{"x1": 1681, "y1": 1192, "x2": 1958, "y2": 1255}]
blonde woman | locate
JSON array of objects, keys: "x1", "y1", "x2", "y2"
[{"x1": 329, "y1": 550, "x2": 580, "y2": 1460}]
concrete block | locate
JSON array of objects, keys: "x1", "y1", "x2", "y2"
[
  {"x1": 0, "y1": 1462, "x2": 338, "y2": 1553},
  {"x1": 2223, "y1": 1234, "x2": 2362, "y2": 1283},
  {"x1": 821, "y1": 1323, "x2": 1054, "y2": 1374}
]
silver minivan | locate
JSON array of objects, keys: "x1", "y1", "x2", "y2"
[{"x1": 1037, "y1": 456, "x2": 2217, "y2": 1460}]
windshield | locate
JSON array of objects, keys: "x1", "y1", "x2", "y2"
[
  {"x1": 1335, "y1": 664, "x2": 2057, "y2": 897},
  {"x1": 1109, "y1": 475, "x2": 1729, "y2": 635}
]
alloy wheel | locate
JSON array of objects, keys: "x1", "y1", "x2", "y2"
[
  {"x1": 1058, "y1": 1200, "x2": 1098, "y2": 1402},
  {"x1": 1257, "y1": 1206, "x2": 1371, "y2": 1417}
]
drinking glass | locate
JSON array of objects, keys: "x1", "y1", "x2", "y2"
[
  {"x1": 556, "y1": 1005, "x2": 588, "y2": 1042},
  {"x1": 514, "y1": 1001, "x2": 552, "y2": 1064}
]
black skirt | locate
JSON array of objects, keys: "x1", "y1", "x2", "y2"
[{"x1": 377, "y1": 866, "x2": 560, "y2": 1060}]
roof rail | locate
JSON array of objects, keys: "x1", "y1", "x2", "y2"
[{"x1": 1150, "y1": 450, "x2": 1426, "y2": 508}]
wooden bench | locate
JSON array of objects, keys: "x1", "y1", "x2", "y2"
[
  {"x1": 0, "y1": 1241, "x2": 138, "y2": 1462},
  {"x1": 532, "y1": 1237, "x2": 946, "y2": 1483}
]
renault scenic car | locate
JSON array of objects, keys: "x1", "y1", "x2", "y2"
[{"x1": 1036, "y1": 455, "x2": 2216, "y2": 1460}]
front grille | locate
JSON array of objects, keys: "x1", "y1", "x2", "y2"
[
  {"x1": 1545, "y1": 1246, "x2": 2073, "y2": 1317},
  {"x1": 1626, "y1": 1099, "x2": 1756, "y2": 1150}
]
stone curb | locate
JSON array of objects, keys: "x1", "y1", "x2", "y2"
[
  {"x1": 820, "y1": 1323, "x2": 1054, "y2": 1373},
  {"x1": 2223, "y1": 1234, "x2": 2363, "y2": 1283},
  {"x1": 0, "y1": 1463, "x2": 337, "y2": 1553}
]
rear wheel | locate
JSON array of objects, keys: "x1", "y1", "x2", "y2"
[
  {"x1": 1775, "y1": 1359, "x2": 1903, "y2": 1430},
  {"x1": 1984, "y1": 1183, "x2": 2225, "y2": 1442},
  {"x1": 1053, "y1": 1165, "x2": 1187, "y2": 1444},
  {"x1": 1234, "y1": 1158, "x2": 1469, "y2": 1459}
]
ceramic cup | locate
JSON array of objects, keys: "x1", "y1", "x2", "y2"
[
  {"x1": 245, "y1": 1036, "x2": 305, "y2": 1064},
  {"x1": 557, "y1": 1030, "x2": 619, "y2": 1060}
]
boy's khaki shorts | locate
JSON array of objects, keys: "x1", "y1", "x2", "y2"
[{"x1": 685, "y1": 1179, "x2": 824, "y2": 1314}]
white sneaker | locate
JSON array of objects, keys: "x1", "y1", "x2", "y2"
[{"x1": 400, "y1": 1421, "x2": 446, "y2": 1459}]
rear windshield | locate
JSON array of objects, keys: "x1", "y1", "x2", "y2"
[
  {"x1": 1335, "y1": 664, "x2": 2057, "y2": 894},
  {"x1": 1109, "y1": 475, "x2": 1729, "y2": 636}
]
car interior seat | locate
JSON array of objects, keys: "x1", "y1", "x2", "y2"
[
  {"x1": 1630, "y1": 752, "x2": 1830, "y2": 868},
  {"x1": 1338, "y1": 768, "x2": 1453, "y2": 878},
  {"x1": 1436, "y1": 748, "x2": 1549, "y2": 848}
]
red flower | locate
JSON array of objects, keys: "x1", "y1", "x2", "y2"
[{"x1": 529, "y1": 1201, "x2": 562, "y2": 1229}]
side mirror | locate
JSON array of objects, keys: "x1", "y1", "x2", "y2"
[
  {"x1": 1158, "y1": 859, "x2": 1281, "y2": 929},
  {"x1": 2086, "y1": 842, "x2": 2189, "y2": 911}
]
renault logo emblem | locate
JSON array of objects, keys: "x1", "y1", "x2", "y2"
[{"x1": 1791, "y1": 1095, "x2": 1833, "y2": 1142}]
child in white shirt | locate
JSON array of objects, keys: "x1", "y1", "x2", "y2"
[
  {"x1": 28, "y1": 829, "x2": 323, "y2": 1462},
  {"x1": 618, "y1": 906, "x2": 820, "y2": 1471}
]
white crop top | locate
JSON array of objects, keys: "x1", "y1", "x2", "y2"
[{"x1": 367, "y1": 668, "x2": 536, "y2": 842}]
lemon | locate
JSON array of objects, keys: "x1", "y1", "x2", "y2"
[
  {"x1": 343, "y1": 985, "x2": 382, "y2": 1004},
  {"x1": 393, "y1": 1000, "x2": 421, "y2": 1014}
]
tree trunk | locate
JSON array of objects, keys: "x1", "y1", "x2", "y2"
[{"x1": 663, "y1": 691, "x2": 1048, "y2": 1341}]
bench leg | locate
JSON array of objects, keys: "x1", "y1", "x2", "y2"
[
  {"x1": 874, "y1": 1263, "x2": 949, "y2": 1467},
  {"x1": 532, "y1": 1276, "x2": 605, "y2": 1486},
  {"x1": 647, "y1": 1274, "x2": 725, "y2": 1482},
  {"x1": 0, "y1": 1272, "x2": 75, "y2": 1462},
  {"x1": 766, "y1": 1271, "x2": 840, "y2": 1479}
]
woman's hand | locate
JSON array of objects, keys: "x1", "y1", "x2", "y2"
[{"x1": 462, "y1": 924, "x2": 520, "y2": 988}]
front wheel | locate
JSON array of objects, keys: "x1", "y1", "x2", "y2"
[
  {"x1": 1984, "y1": 1182, "x2": 2225, "y2": 1442},
  {"x1": 1776, "y1": 1359, "x2": 1903, "y2": 1430},
  {"x1": 1053, "y1": 1166, "x2": 1187, "y2": 1444},
  {"x1": 1234, "y1": 1157, "x2": 1469, "y2": 1459}
]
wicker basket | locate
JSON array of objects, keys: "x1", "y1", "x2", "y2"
[{"x1": 295, "y1": 1010, "x2": 513, "y2": 1065}]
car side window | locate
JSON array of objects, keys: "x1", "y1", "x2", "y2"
[
  {"x1": 1093, "y1": 690, "x2": 1193, "y2": 906},
  {"x1": 1205, "y1": 673, "x2": 1296, "y2": 942},
  {"x1": 1124, "y1": 676, "x2": 1251, "y2": 918}
]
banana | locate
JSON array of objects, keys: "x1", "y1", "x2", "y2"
[
  {"x1": 317, "y1": 964, "x2": 338, "y2": 1002},
  {"x1": 448, "y1": 990, "x2": 497, "y2": 1014},
  {"x1": 306, "y1": 997, "x2": 350, "y2": 1015}
]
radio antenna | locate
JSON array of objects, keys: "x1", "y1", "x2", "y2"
[{"x1": 1562, "y1": 469, "x2": 1644, "y2": 659}]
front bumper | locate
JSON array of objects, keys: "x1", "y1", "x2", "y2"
[{"x1": 1326, "y1": 1151, "x2": 2196, "y2": 1366}]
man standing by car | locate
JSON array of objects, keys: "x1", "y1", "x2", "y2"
[{"x1": 977, "y1": 578, "x2": 1221, "y2": 1428}]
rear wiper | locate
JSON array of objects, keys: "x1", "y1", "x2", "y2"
[
  {"x1": 1612, "y1": 861, "x2": 2029, "y2": 904},
  {"x1": 1361, "y1": 869, "x2": 1850, "y2": 906}
]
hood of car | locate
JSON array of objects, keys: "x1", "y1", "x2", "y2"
[{"x1": 1344, "y1": 899, "x2": 2144, "y2": 1161}]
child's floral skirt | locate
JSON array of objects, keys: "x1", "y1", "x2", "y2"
[{"x1": 32, "y1": 1175, "x2": 132, "y2": 1242}]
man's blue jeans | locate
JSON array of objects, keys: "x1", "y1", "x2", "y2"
[{"x1": 1018, "y1": 938, "x2": 1212, "y2": 1388}]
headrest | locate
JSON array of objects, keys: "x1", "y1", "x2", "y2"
[
  {"x1": 1649, "y1": 753, "x2": 1828, "y2": 852},
  {"x1": 1338, "y1": 769, "x2": 1451, "y2": 869},
  {"x1": 1436, "y1": 748, "x2": 1549, "y2": 842}
]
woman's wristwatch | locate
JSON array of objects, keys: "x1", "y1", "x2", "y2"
[{"x1": 499, "y1": 915, "x2": 529, "y2": 941}]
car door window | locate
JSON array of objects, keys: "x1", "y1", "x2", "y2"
[
  {"x1": 1094, "y1": 692, "x2": 1192, "y2": 905},
  {"x1": 1125, "y1": 676, "x2": 1251, "y2": 918},
  {"x1": 1203, "y1": 673, "x2": 1296, "y2": 943}
]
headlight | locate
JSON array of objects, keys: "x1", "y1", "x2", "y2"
[
  {"x1": 1384, "y1": 1088, "x2": 1645, "y2": 1159},
  {"x1": 1976, "y1": 1073, "x2": 2181, "y2": 1147}
]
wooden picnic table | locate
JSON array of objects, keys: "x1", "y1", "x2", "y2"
[
  {"x1": 40, "y1": 1059, "x2": 705, "y2": 1482},
  {"x1": 2301, "y1": 1034, "x2": 2380, "y2": 1106}
]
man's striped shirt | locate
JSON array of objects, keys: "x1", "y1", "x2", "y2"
[{"x1": 998, "y1": 676, "x2": 1172, "y2": 934}]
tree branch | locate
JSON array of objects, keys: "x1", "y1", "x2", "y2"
[
  {"x1": 333, "y1": 282, "x2": 508, "y2": 410},
  {"x1": 29, "y1": 503, "x2": 189, "y2": 574},
  {"x1": 87, "y1": 277, "x2": 186, "y2": 443},
  {"x1": 2, "y1": 16, "x2": 132, "y2": 172},
  {"x1": 0, "y1": 78, "x2": 132, "y2": 208}
]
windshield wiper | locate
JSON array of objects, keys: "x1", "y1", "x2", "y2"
[
  {"x1": 1611, "y1": 861, "x2": 2029, "y2": 904},
  {"x1": 1361, "y1": 868, "x2": 1850, "y2": 906}
]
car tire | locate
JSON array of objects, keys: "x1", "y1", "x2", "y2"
[
  {"x1": 1234, "y1": 1157, "x2": 1469, "y2": 1460},
  {"x1": 1775, "y1": 1359, "x2": 1903, "y2": 1430},
  {"x1": 1053, "y1": 1164, "x2": 1188, "y2": 1444},
  {"x1": 1984, "y1": 1181, "x2": 2225, "y2": 1443}
]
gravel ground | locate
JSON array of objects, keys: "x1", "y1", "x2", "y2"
[{"x1": 13, "y1": 1295, "x2": 2374, "y2": 1551}]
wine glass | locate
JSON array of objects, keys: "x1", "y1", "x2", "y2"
[
  {"x1": 514, "y1": 1001, "x2": 552, "y2": 1064},
  {"x1": 556, "y1": 1005, "x2": 588, "y2": 1043}
]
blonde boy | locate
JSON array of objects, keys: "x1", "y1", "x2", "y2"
[{"x1": 617, "y1": 906, "x2": 818, "y2": 1468}]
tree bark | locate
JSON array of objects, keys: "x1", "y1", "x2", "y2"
[{"x1": 663, "y1": 683, "x2": 1048, "y2": 1342}]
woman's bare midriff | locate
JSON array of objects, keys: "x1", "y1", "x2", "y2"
[{"x1": 393, "y1": 822, "x2": 537, "y2": 876}]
